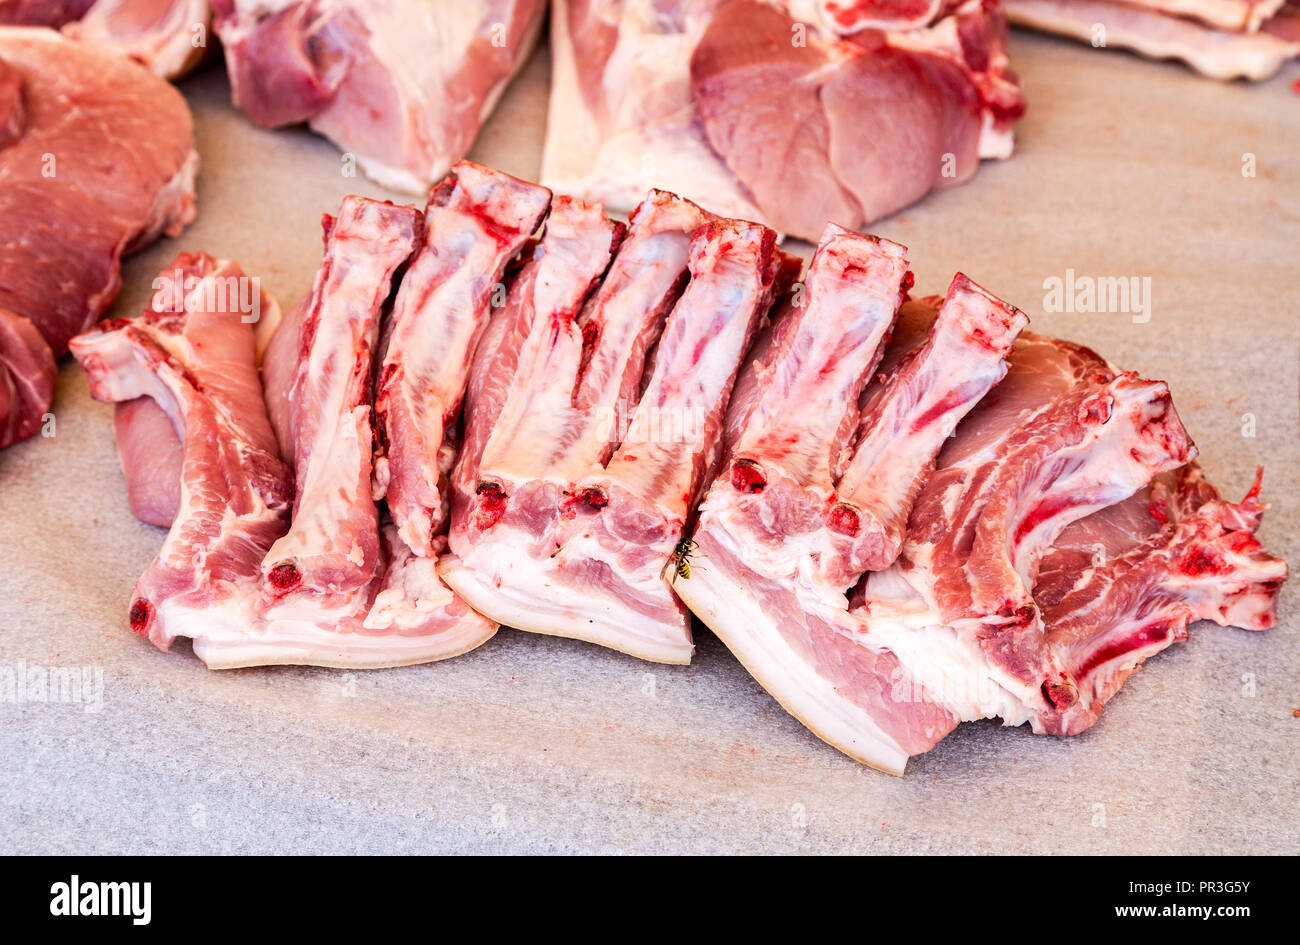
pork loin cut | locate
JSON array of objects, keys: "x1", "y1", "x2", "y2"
[
  {"x1": 542, "y1": 0, "x2": 1024, "y2": 240},
  {"x1": 860, "y1": 331, "x2": 1197, "y2": 735},
  {"x1": 261, "y1": 196, "x2": 421, "y2": 602},
  {"x1": 74, "y1": 203, "x2": 500, "y2": 669},
  {"x1": 213, "y1": 0, "x2": 545, "y2": 192},
  {"x1": 69, "y1": 254, "x2": 294, "y2": 655},
  {"x1": 442, "y1": 191, "x2": 782, "y2": 663},
  {"x1": 1035, "y1": 463, "x2": 1286, "y2": 732},
  {"x1": 1005, "y1": 0, "x2": 1300, "y2": 80},
  {"x1": 0, "y1": 26, "x2": 197, "y2": 450}
]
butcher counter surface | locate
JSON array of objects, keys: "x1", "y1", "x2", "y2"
[{"x1": 2, "y1": 32, "x2": 1296, "y2": 855}]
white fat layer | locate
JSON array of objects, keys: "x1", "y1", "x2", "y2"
[
  {"x1": 541, "y1": 0, "x2": 763, "y2": 220},
  {"x1": 439, "y1": 525, "x2": 692, "y2": 664},
  {"x1": 1005, "y1": 0, "x2": 1300, "y2": 81},
  {"x1": 673, "y1": 515, "x2": 911, "y2": 775},
  {"x1": 859, "y1": 600, "x2": 1034, "y2": 727}
]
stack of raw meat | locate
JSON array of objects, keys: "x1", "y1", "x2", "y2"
[
  {"x1": 71, "y1": 163, "x2": 1286, "y2": 774},
  {"x1": 1005, "y1": 0, "x2": 1300, "y2": 79}
]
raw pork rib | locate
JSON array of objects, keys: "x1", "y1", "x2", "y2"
[
  {"x1": 442, "y1": 191, "x2": 782, "y2": 663},
  {"x1": 0, "y1": 27, "x2": 197, "y2": 449},
  {"x1": 677, "y1": 274, "x2": 1285, "y2": 773},
  {"x1": 253, "y1": 194, "x2": 496, "y2": 667},
  {"x1": 543, "y1": 0, "x2": 1025, "y2": 239},
  {"x1": 374, "y1": 162, "x2": 550, "y2": 559},
  {"x1": 73, "y1": 199, "x2": 501, "y2": 668},
  {"x1": 69, "y1": 254, "x2": 294, "y2": 655},
  {"x1": 64, "y1": 0, "x2": 213, "y2": 79},
  {"x1": 213, "y1": 0, "x2": 545, "y2": 191},
  {"x1": 1005, "y1": 0, "x2": 1300, "y2": 80}
]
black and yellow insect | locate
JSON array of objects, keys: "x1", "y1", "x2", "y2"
[{"x1": 672, "y1": 538, "x2": 703, "y2": 580}]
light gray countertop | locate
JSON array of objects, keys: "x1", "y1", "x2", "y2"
[{"x1": 1, "y1": 32, "x2": 1296, "y2": 855}]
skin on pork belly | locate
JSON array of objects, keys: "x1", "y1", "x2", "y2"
[{"x1": 442, "y1": 190, "x2": 782, "y2": 664}]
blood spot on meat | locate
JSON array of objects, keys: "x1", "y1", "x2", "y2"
[
  {"x1": 1042, "y1": 678, "x2": 1078, "y2": 710},
  {"x1": 128, "y1": 598, "x2": 153, "y2": 636},
  {"x1": 996, "y1": 602, "x2": 1037, "y2": 625},
  {"x1": 1180, "y1": 545, "x2": 1229, "y2": 576},
  {"x1": 828, "y1": 503, "x2": 861, "y2": 536},
  {"x1": 1078, "y1": 393, "x2": 1113, "y2": 425},
  {"x1": 573, "y1": 486, "x2": 608, "y2": 512},
  {"x1": 472, "y1": 480, "x2": 507, "y2": 530},
  {"x1": 731, "y1": 458, "x2": 766, "y2": 493},
  {"x1": 267, "y1": 561, "x2": 302, "y2": 591}
]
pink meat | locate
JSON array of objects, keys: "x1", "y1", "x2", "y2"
[
  {"x1": 0, "y1": 1, "x2": 95, "y2": 26},
  {"x1": 0, "y1": 27, "x2": 197, "y2": 449},
  {"x1": 836, "y1": 275, "x2": 1027, "y2": 575},
  {"x1": 1034, "y1": 464, "x2": 1286, "y2": 733},
  {"x1": 0, "y1": 308, "x2": 56, "y2": 447},
  {"x1": 690, "y1": 0, "x2": 1016, "y2": 238},
  {"x1": 261, "y1": 196, "x2": 422, "y2": 599},
  {"x1": 69, "y1": 253, "x2": 293, "y2": 652},
  {"x1": 113, "y1": 397, "x2": 183, "y2": 527},
  {"x1": 443, "y1": 190, "x2": 779, "y2": 664},
  {"x1": 544, "y1": 0, "x2": 1023, "y2": 240},
  {"x1": 213, "y1": 1, "x2": 545, "y2": 192},
  {"x1": 64, "y1": 0, "x2": 212, "y2": 79},
  {"x1": 373, "y1": 162, "x2": 550, "y2": 558},
  {"x1": 869, "y1": 332, "x2": 1196, "y2": 729},
  {"x1": 1005, "y1": 0, "x2": 1300, "y2": 80}
]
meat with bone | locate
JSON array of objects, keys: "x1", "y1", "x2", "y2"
[
  {"x1": 110, "y1": 268, "x2": 280, "y2": 529},
  {"x1": 63, "y1": 0, "x2": 213, "y2": 79},
  {"x1": 443, "y1": 192, "x2": 781, "y2": 663},
  {"x1": 1034, "y1": 463, "x2": 1286, "y2": 733},
  {"x1": 373, "y1": 162, "x2": 551, "y2": 559},
  {"x1": 213, "y1": 0, "x2": 545, "y2": 192},
  {"x1": 0, "y1": 27, "x2": 197, "y2": 450},
  {"x1": 252, "y1": 194, "x2": 498, "y2": 668},
  {"x1": 74, "y1": 201, "x2": 501, "y2": 668},
  {"x1": 677, "y1": 273, "x2": 1284, "y2": 773},
  {"x1": 1005, "y1": 0, "x2": 1300, "y2": 80},
  {"x1": 262, "y1": 196, "x2": 421, "y2": 600},
  {"x1": 542, "y1": 0, "x2": 1024, "y2": 240},
  {"x1": 861, "y1": 332, "x2": 1197, "y2": 732},
  {"x1": 68, "y1": 254, "x2": 294, "y2": 655}
]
